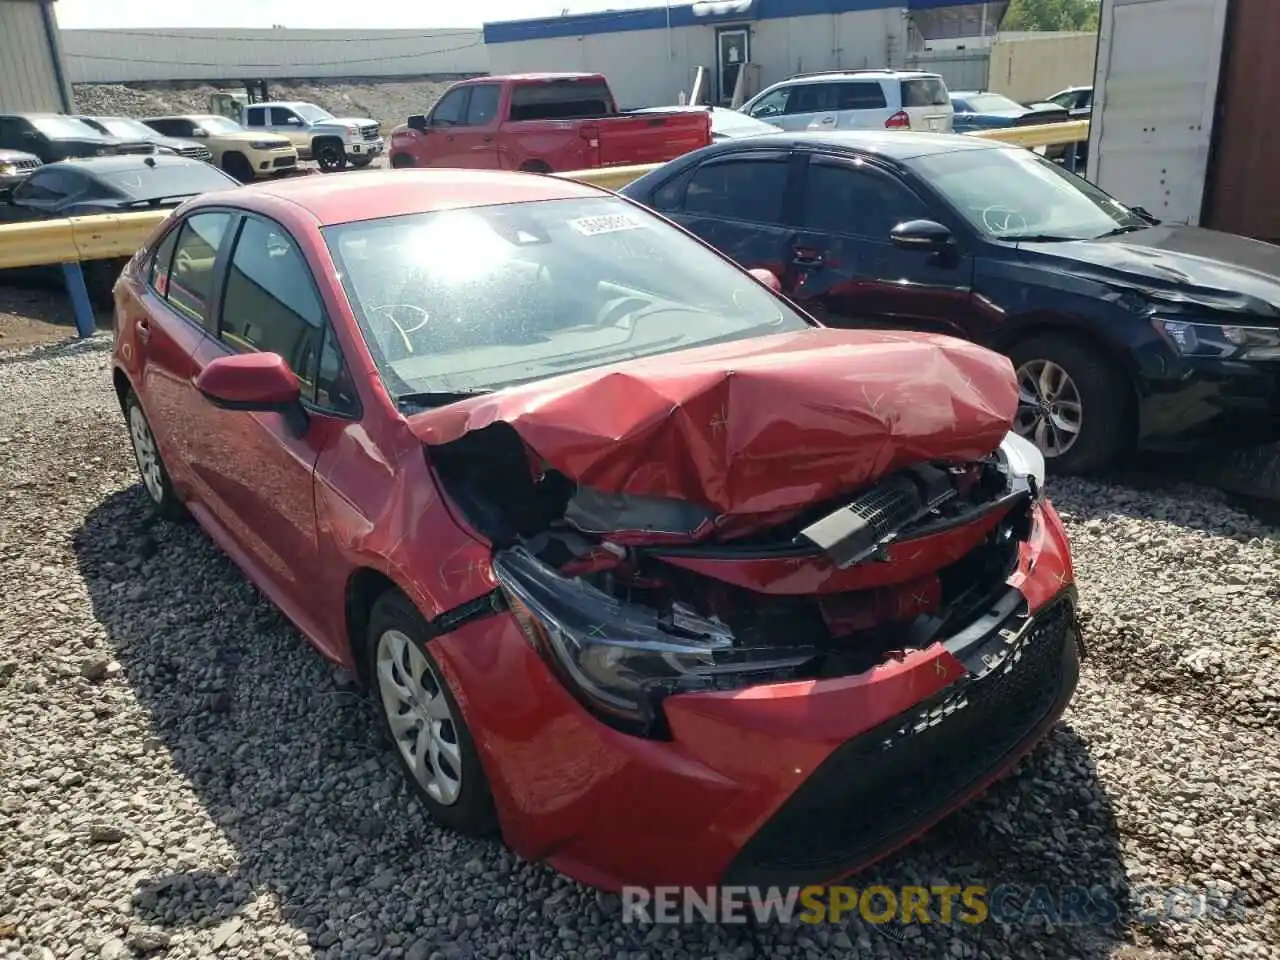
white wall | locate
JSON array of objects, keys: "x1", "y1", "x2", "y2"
[
  {"x1": 0, "y1": 0, "x2": 70, "y2": 112},
  {"x1": 486, "y1": 8, "x2": 909, "y2": 108},
  {"x1": 61, "y1": 28, "x2": 488, "y2": 83}
]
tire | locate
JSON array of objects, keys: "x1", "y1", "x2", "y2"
[
  {"x1": 1007, "y1": 332, "x2": 1131, "y2": 474},
  {"x1": 520, "y1": 159, "x2": 552, "y2": 174},
  {"x1": 222, "y1": 152, "x2": 253, "y2": 183},
  {"x1": 366, "y1": 589, "x2": 498, "y2": 836},
  {"x1": 314, "y1": 138, "x2": 347, "y2": 173},
  {"x1": 348, "y1": 156, "x2": 374, "y2": 169},
  {"x1": 123, "y1": 390, "x2": 187, "y2": 522},
  {"x1": 390, "y1": 153, "x2": 415, "y2": 169}
]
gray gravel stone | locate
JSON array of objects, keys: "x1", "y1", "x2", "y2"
[{"x1": 1, "y1": 338, "x2": 1278, "y2": 960}]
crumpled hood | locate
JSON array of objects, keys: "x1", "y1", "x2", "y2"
[
  {"x1": 408, "y1": 328, "x2": 1018, "y2": 521},
  {"x1": 1019, "y1": 224, "x2": 1280, "y2": 318}
]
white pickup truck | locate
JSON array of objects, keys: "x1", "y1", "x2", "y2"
[{"x1": 210, "y1": 94, "x2": 384, "y2": 171}]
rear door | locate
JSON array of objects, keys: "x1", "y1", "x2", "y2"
[
  {"x1": 900, "y1": 76, "x2": 953, "y2": 132},
  {"x1": 648, "y1": 147, "x2": 803, "y2": 282},
  {"x1": 785, "y1": 153, "x2": 978, "y2": 336}
]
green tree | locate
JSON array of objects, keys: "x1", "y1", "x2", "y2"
[{"x1": 1002, "y1": 0, "x2": 1100, "y2": 31}]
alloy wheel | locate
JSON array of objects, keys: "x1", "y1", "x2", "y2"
[
  {"x1": 128, "y1": 404, "x2": 165, "y2": 504},
  {"x1": 317, "y1": 144, "x2": 345, "y2": 172},
  {"x1": 1014, "y1": 358, "x2": 1083, "y2": 458},
  {"x1": 375, "y1": 629, "x2": 463, "y2": 805}
]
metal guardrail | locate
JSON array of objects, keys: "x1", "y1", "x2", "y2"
[{"x1": 1, "y1": 119, "x2": 1090, "y2": 338}]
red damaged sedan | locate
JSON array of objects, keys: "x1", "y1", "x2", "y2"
[{"x1": 110, "y1": 169, "x2": 1081, "y2": 891}]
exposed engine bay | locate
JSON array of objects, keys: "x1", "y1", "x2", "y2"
[{"x1": 431, "y1": 421, "x2": 1046, "y2": 734}]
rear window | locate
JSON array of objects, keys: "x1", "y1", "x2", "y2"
[
  {"x1": 901, "y1": 77, "x2": 950, "y2": 108},
  {"x1": 509, "y1": 79, "x2": 613, "y2": 122},
  {"x1": 98, "y1": 162, "x2": 237, "y2": 203}
]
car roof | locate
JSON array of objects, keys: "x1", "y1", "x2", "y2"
[
  {"x1": 714, "y1": 129, "x2": 1004, "y2": 160},
  {"x1": 483, "y1": 72, "x2": 602, "y2": 82},
  {"x1": 219, "y1": 169, "x2": 608, "y2": 227},
  {"x1": 52, "y1": 155, "x2": 210, "y2": 174},
  {"x1": 776, "y1": 70, "x2": 940, "y2": 86},
  {"x1": 143, "y1": 114, "x2": 224, "y2": 122}
]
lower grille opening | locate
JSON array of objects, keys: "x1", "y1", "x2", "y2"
[{"x1": 722, "y1": 599, "x2": 1077, "y2": 888}]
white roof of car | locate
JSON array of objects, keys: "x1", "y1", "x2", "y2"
[{"x1": 778, "y1": 70, "x2": 941, "y2": 85}]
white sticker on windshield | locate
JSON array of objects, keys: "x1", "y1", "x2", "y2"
[{"x1": 568, "y1": 214, "x2": 644, "y2": 236}]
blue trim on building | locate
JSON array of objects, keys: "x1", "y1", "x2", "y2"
[{"x1": 484, "y1": 0, "x2": 968, "y2": 44}]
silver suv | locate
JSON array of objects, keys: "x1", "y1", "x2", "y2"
[{"x1": 740, "y1": 70, "x2": 954, "y2": 133}]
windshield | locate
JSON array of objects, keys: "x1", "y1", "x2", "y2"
[
  {"x1": 323, "y1": 197, "x2": 809, "y2": 400},
  {"x1": 32, "y1": 116, "x2": 103, "y2": 139},
  {"x1": 97, "y1": 162, "x2": 236, "y2": 201},
  {"x1": 962, "y1": 93, "x2": 1024, "y2": 113},
  {"x1": 908, "y1": 147, "x2": 1149, "y2": 241},
  {"x1": 293, "y1": 103, "x2": 335, "y2": 122},
  {"x1": 197, "y1": 116, "x2": 244, "y2": 134},
  {"x1": 99, "y1": 117, "x2": 156, "y2": 139}
]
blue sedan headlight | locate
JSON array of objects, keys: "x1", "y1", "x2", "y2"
[{"x1": 1153, "y1": 318, "x2": 1280, "y2": 361}]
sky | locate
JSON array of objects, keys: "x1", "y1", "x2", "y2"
[{"x1": 53, "y1": 0, "x2": 661, "y2": 29}]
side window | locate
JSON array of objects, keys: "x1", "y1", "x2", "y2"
[
  {"x1": 684, "y1": 158, "x2": 790, "y2": 224},
  {"x1": 431, "y1": 89, "x2": 469, "y2": 127},
  {"x1": 315, "y1": 325, "x2": 360, "y2": 415},
  {"x1": 650, "y1": 167, "x2": 697, "y2": 212},
  {"x1": 269, "y1": 107, "x2": 299, "y2": 126},
  {"x1": 166, "y1": 212, "x2": 235, "y2": 324},
  {"x1": 836, "y1": 82, "x2": 888, "y2": 111},
  {"x1": 789, "y1": 83, "x2": 836, "y2": 115},
  {"x1": 245, "y1": 107, "x2": 265, "y2": 127},
  {"x1": 465, "y1": 84, "x2": 501, "y2": 126},
  {"x1": 220, "y1": 217, "x2": 338, "y2": 408},
  {"x1": 1079, "y1": 89, "x2": 1093, "y2": 108},
  {"x1": 747, "y1": 87, "x2": 790, "y2": 119},
  {"x1": 147, "y1": 226, "x2": 181, "y2": 297},
  {"x1": 801, "y1": 160, "x2": 931, "y2": 239}
]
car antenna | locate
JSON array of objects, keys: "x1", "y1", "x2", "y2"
[{"x1": 145, "y1": 155, "x2": 156, "y2": 167}]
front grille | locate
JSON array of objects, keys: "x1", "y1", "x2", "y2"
[
  {"x1": 360, "y1": 124, "x2": 380, "y2": 142},
  {"x1": 273, "y1": 156, "x2": 297, "y2": 168},
  {"x1": 179, "y1": 145, "x2": 212, "y2": 161},
  {"x1": 722, "y1": 599, "x2": 1077, "y2": 888}
]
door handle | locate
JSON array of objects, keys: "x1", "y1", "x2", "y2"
[{"x1": 136, "y1": 318, "x2": 152, "y2": 343}]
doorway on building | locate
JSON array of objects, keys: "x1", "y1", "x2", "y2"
[{"x1": 716, "y1": 27, "x2": 750, "y2": 105}]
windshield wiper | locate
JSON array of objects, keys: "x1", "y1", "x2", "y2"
[
  {"x1": 395, "y1": 389, "x2": 492, "y2": 410},
  {"x1": 1092, "y1": 223, "x2": 1150, "y2": 239},
  {"x1": 998, "y1": 233, "x2": 1085, "y2": 243},
  {"x1": 118, "y1": 194, "x2": 200, "y2": 208}
]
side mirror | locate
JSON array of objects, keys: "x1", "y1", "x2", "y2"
[
  {"x1": 407, "y1": 114, "x2": 428, "y2": 132},
  {"x1": 195, "y1": 352, "x2": 304, "y2": 421},
  {"x1": 890, "y1": 219, "x2": 954, "y2": 251},
  {"x1": 1130, "y1": 205, "x2": 1159, "y2": 224},
  {"x1": 748, "y1": 266, "x2": 782, "y2": 292}
]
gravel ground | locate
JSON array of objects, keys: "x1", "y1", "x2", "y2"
[{"x1": 1, "y1": 338, "x2": 1279, "y2": 960}]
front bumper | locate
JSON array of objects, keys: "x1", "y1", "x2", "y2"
[
  {"x1": 347, "y1": 137, "x2": 384, "y2": 158},
  {"x1": 430, "y1": 501, "x2": 1080, "y2": 891},
  {"x1": 1134, "y1": 344, "x2": 1280, "y2": 450}
]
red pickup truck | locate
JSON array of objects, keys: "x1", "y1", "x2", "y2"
[{"x1": 389, "y1": 73, "x2": 713, "y2": 174}]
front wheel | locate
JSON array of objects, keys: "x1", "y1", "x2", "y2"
[
  {"x1": 1008, "y1": 333, "x2": 1131, "y2": 474},
  {"x1": 314, "y1": 139, "x2": 347, "y2": 172},
  {"x1": 124, "y1": 391, "x2": 186, "y2": 521},
  {"x1": 367, "y1": 590, "x2": 498, "y2": 836}
]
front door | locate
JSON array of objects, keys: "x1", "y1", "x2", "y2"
[
  {"x1": 717, "y1": 28, "x2": 750, "y2": 106},
  {"x1": 785, "y1": 154, "x2": 978, "y2": 338},
  {"x1": 184, "y1": 213, "x2": 358, "y2": 627}
]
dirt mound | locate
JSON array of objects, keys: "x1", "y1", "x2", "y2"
[{"x1": 72, "y1": 78, "x2": 456, "y2": 133}]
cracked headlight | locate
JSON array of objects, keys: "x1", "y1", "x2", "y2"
[
  {"x1": 1000, "y1": 431, "x2": 1046, "y2": 498},
  {"x1": 1152, "y1": 318, "x2": 1280, "y2": 361}
]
